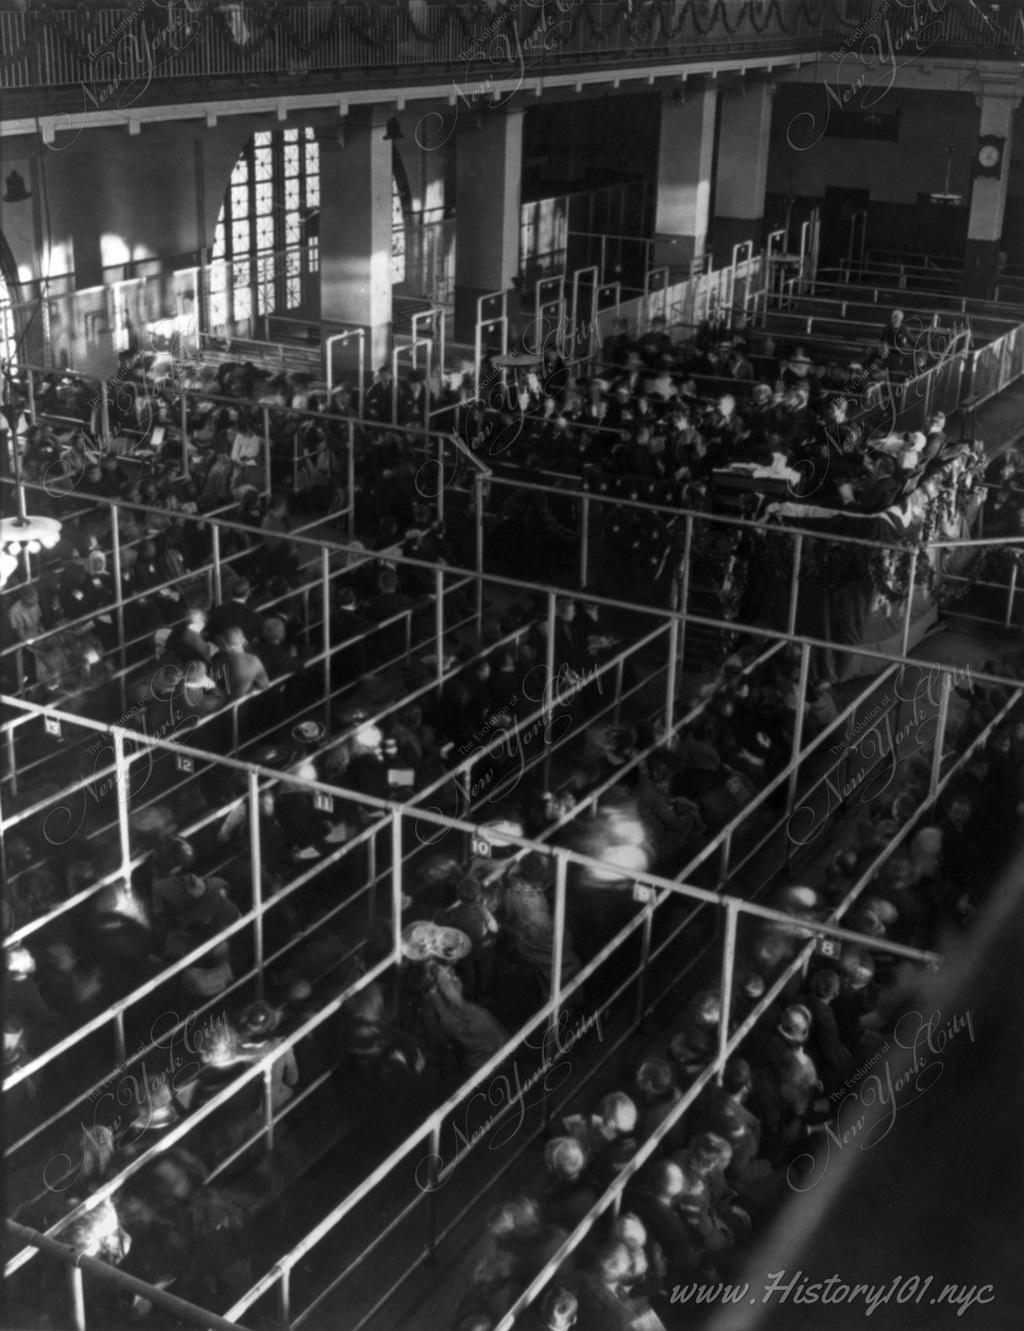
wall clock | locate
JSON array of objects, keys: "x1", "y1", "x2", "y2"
[{"x1": 974, "y1": 135, "x2": 1005, "y2": 178}]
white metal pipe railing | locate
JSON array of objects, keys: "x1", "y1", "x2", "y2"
[
  {"x1": 6, "y1": 1219, "x2": 253, "y2": 1331},
  {"x1": 2, "y1": 475, "x2": 1021, "y2": 699},
  {"x1": 1, "y1": 645, "x2": 950, "y2": 1128},
  {"x1": 4, "y1": 674, "x2": 999, "y2": 1305}
]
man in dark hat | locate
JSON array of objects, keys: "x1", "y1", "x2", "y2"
[{"x1": 363, "y1": 364, "x2": 395, "y2": 422}]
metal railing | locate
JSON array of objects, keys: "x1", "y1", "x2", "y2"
[
  {"x1": 489, "y1": 676, "x2": 1021, "y2": 1329},
  {"x1": 1, "y1": 2, "x2": 846, "y2": 95},
  {"x1": 5, "y1": 2, "x2": 1019, "y2": 98},
  {"x1": 3, "y1": 426, "x2": 1021, "y2": 735},
  {"x1": 6, "y1": 1218, "x2": 253, "y2": 1331},
  {"x1": 5, "y1": 649, "x2": 997, "y2": 1327},
  {"x1": 4, "y1": 517, "x2": 1021, "y2": 1323}
]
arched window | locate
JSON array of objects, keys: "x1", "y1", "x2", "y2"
[
  {"x1": 210, "y1": 127, "x2": 320, "y2": 333},
  {"x1": 0, "y1": 235, "x2": 20, "y2": 369},
  {"x1": 391, "y1": 147, "x2": 413, "y2": 286}
]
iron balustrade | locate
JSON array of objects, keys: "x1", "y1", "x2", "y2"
[{"x1": 0, "y1": 3, "x2": 854, "y2": 95}]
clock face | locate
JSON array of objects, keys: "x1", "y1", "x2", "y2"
[{"x1": 978, "y1": 144, "x2": 1000, "y2": 168}]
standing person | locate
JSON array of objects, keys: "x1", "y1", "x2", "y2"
[
  {"x1": 205, "y1": 576, "x2": 265, "y2": 646},
  {"x1": 259, "y1": 493, "x2": 300, "y2": 578},
  {"x1": 364, "y1": 365, "x2": 395, "y2": 423},
  {"x1": 878, "y1": 309, "x2": 911, "y2": 377},
  {"x1": 8, "y1": 584, "x2": 72, "y2": 690},
  {"x1": 420, "y1": 961, "x2": 509, "y2": 1075},
  {"x1": 210, "y1": 627, "x2": 270, "y2": 700}
]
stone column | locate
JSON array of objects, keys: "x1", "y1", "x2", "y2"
[
  {"x1": 453, "y1": 106, "x2": 524, "y2": 342},
  {"x1": 318, "y1": 106, "x2": 393, "y2": 372},
  {"x1": 964, "y1": 74, "x2": 1020, "y2": 299},
  {"x1": 653, "y1": 86, "x2": 718, "y2": 275},
  {"x1": 713, "y1": 82, "x2": 774, "y2": 267}
]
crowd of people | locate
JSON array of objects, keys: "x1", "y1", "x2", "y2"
[
  {"x1": 440, "y1": 691, "x2": 1024, "y2": 1330},
  {"x1": 2, "y1": 305, "x2": 1022, "y2": 1328},
  {"x1": 6, "y1": 300, "x2": 1013, "y2": 709},
  {"x1": 5, "y1": 572, "x2": 1022, "y2": 1326}
]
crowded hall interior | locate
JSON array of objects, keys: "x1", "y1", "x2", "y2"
[{"x1": 3, "y1": 2, "x2": 1024, "y2": 1329}]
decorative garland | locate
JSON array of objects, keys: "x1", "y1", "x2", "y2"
[{"x1": 4, "y1": 0, "x2": 888, "y2": 83}]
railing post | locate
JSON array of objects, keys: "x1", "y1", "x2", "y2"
[
  {"x1": 718, "y1": 828, "x2": 733, "y2": 884},
  {"x1": 211, "y1": 523, "x2": 223, "y2": 603},
  {"x1": 249, "y1": 770, "x2": 264, "y2": 1000},
  {"x1": 425, "y1": 1120, "x2": 442, "y2": 1264},
  {"x1": 261, "y1": 405, "x2": 272, "y2": 499},
  {"x1": 109, "y1": 502, "x2": 127, "y2": 712},
  {"x1": 436, "y1": 435, "x2": 446, "y2": 525},
  {"x1": 716, "y1": 898, "x2": 739, "y2": 1085},
  {"x1": 367, "y1": 826, "x2": 379, "y2": 931},
  {"x1": 100, "y1": 380, "x2": 111, "y2": 446},
  {"x1": 929, "y1": 677, "x2": 950, "y2": 799},
  {"x1": 391, "y1": 810, "x2": 404, "y2": 967},
  {"x1": 901, "y1": 549, "x2": 920, "y2": 657},
  {"x1": 473, "y1": 471, "x2": 485, "y2": 638},
  {"x1": 68, "y1": 1263, "x2": 86, "y2": 1331},
  {"x1": 579, "y1": 492, "x2": 590, "y2": 587},
  {"x1": 665, "y1": 616, "x2": 679, "y2": 737},
  {"x1": 786, "y1": 641, "x2": 811, "y2": 816},
  {"x1": 676, "y1": 514, "x2": 693, "y2": 686},
  {"x1": 321, "y1": 548, "x2": 332, "y2": 726},
  {"x1": 26, "y1": 369, "x2": 36, "y2": 424},
  {"x1": 6, "y1": 724, "x2": 17, "y2": 799},
  {"x1": 179, "y1": 386, "x2": 190, "y2": 479},
  {"x1": 113, "y1": 1009, "x2": 127, "y2": 1066},
  {"x1": 635, "y1": 902, "x2": 654, "y2": 1026},
  {"x1": 787, "y1": 532, "x2": 804, "y2": 637},
  {"x1": 346, "y1": 421, "x2": 356, "y2": 542},
  {"x1": 545, "y1": 590, "x2": 556, "y2": 703},
  {"x1": 1005, "y1": 561, "x2": 1018, "y2": 629},
  {"x1": 550, "y1": 851, "x2": 567, "y2": 1029},
  {"x1": 263, "y1": 1065, "x2": 275, "y2": 1153},
  {"x1": 112, "y1": 727, "x2": 133, "y2": 883},
  {"x1": 277, "y1": 1267, "x2": 292, "y2": 1331},
  {"x1": 434, "y1": 567, "x2": 445, "y2": 695}
]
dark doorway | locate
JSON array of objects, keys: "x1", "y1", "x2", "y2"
[
  {"x1": 913, "y1": 194, "x2": 969, "y2": 260},
  {"x1": 820, "y1": 186, "x2": 870, "y2": 268}
]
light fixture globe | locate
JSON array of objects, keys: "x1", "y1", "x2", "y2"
[{"x1": 0, "y1": 513, "x2": 63, "y2": 586}]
